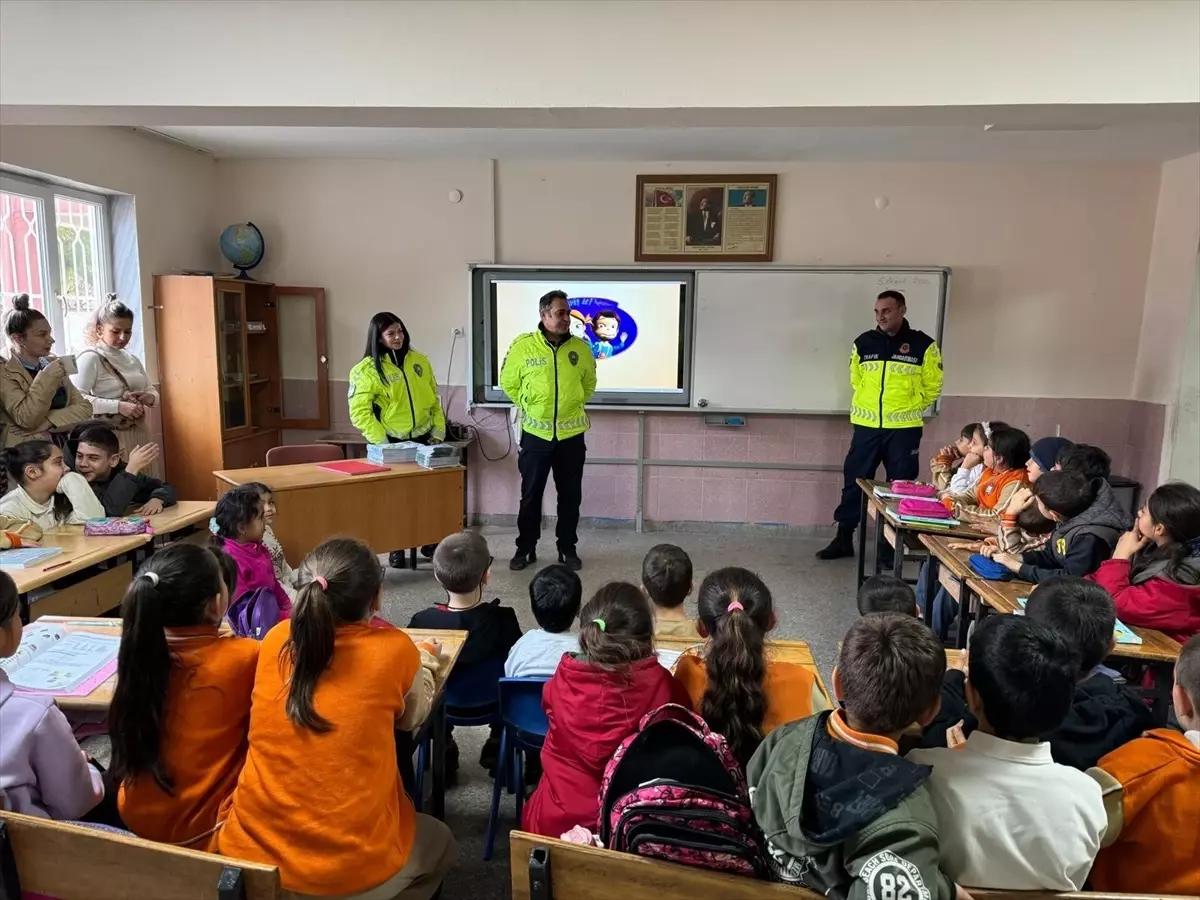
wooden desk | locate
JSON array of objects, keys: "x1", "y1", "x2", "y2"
[
  {"x1": 12, "y1": 531, "x2": 150, "y2": 623},
  {"x1": 654, "y1": 635, "x2": 832, "y2": 705},
  {"x1": 148, "y1": 500, "x2": 217, "y2": 537},
  {"x1": 919, "y1": 534, "x2": 988, "y2": 648},
  {"x1": 406, "y1": 628, "x2": 467, "y2": 821},
  {"x1": 855, "y1": 479, "x2": 988, "y2": 587},
  {"x1": 215, "y1": 461, "x2": 465, "y2": 563}
]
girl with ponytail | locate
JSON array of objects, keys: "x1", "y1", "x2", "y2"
[
  {"x1": 674, "y1": 567, "x2": 831, "y2": 767},
  {"x1": 218, "y1": 537, "x2": 456, "y2": 899},
  {"x1": 109, "y1": 543, "x2": 255, "y2": 848},
  {"x1": 0, "y1": 440, "x2": 104, "y2": 528},
  {"x1": 523, "y1": 581, "x2": 691, "y2": 839},
  {"x1": 1091, "y1": 481, "x2": 1200, "y2": 643}
]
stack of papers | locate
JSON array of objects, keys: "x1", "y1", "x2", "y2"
[
  {"x1": 0, "y1": 547, "x2": 63, "y2": 569},
  {"x1": 367, "y1": 441, "x2": 421, "y2": 464},
  {"x1": 416, "y1": 444, "x2": 461, "y2": 470}
]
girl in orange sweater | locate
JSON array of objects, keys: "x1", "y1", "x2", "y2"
[
  {"x1": 217, "y1": 537, "x2": 454, "y2": 899},
  {"x1": 941, "y1": 422, "x2": 1030, "y2": 527},
  {"x1": 673, "y1": 568, "x2": 830, "y2": 767},
  {"x1": 110, "y1": 543, "x2": 258, "y2": 849}
]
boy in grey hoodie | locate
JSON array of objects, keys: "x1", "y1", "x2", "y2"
[{"x1": 747, "y1": 614, "x2": 969, "y2": 900}]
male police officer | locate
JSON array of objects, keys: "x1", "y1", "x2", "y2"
[
  {"x1": 817, "y1": 290, "x2": 944, "y2": 560},
  {"x1": 500, "y1": 290, "x2": 597, "y2": 571}
]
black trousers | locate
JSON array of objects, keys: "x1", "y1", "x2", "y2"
[
  {"x1": 516, "y1": 431, "x2": 586, "y2": 554},
  {"x1": 832, "y1": 425, "x2": 923, "y2": 526}
]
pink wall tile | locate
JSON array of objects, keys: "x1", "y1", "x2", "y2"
[
  {"x1": 651, "y1": 475, "x2": 705, "y2": 521},
  {"x1": 747, "y1": 435, "x2": 794, "y2": 463},
  {"x1": 747, "y1": 478, "x2": 798, "y2": 525},
  {"x1": 647, "y1": 413, "x2": 702, "y2": 435},
  {"x1": 703, "y1": 433, "x2": 749, "y2": 461},
  {"x1": 702, "y1": 477, "x2": 748, "y2": 521},
  {"x1": 647, "y1": 433, "x2": 703, "y2": 460}
]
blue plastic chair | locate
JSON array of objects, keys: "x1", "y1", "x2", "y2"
[
  {"x1": 482, "y1": 677, "x2": 550, "y2": 860},
  {"x1": 412, "y1": 657, "x2": 506, "y2": 813}
]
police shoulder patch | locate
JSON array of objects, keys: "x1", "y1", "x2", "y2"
[
  {"x1": 414, "y1": 363, "x2": 424, "y2": 377},
  {"x1": 860, "y1": 850, "x2": 930, "y2": 900},
  {"x1": 568, "y1": 350, "x2": 579, "y2": 366}
]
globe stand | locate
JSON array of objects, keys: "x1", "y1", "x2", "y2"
[{"x1": 232, "y1": 266, "x2": 257, "y2": 281}]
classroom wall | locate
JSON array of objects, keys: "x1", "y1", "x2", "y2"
[{"x1": 1168, "y1": 257, "x2": 1200, "y2": 484}]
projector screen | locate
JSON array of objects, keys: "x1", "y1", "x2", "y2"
[{"x1": 474, "y1": 268, "x2": 694, "y2": 407}]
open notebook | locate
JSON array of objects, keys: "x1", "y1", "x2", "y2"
[{"x1": 0, "y1": 623, "x2": 120, "y2": 695}]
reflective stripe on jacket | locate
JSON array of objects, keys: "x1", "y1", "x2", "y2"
[
  {"x1": 348, "y1": 350, "x2": 445, "y2": 445},
  {"x1": 849, "y1": 320, "x2": 943, "y2": 429},
  {"x1": 498, "y1": 329, "x2": 596, "y2": 441}
]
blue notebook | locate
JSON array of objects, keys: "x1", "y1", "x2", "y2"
[{"x1": 0, "y1": 547, "x2": 64, "y2": 570}]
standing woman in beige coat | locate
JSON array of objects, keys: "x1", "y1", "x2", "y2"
[{"x1": 0, "y1": 295, "x2": 93, "y2": 452}]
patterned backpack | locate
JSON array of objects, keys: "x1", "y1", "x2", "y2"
[
  {"x1": 598, "y1": 704, "x2": 766, "y2": 878},
  {"x1": 226, "y1": 587, "x2": 280, "y2": 640}
]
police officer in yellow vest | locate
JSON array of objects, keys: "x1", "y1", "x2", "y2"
[
  {"x1": 817, "y1": 290, "x2": 944, "y2": 560},
  {"x1": 348, "y1": 312, "x2": 446, "y2": 566},
  {"x1": 500, "y1": 290, "x2": 597, "y2": 571}
]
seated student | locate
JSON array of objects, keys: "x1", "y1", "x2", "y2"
[
  {"x1": 0, "y1": 440, "x2": 104, "y2": 529},
  {"x1": 1088, "y1": 633, "x2": 1200, "y2": 895},
  {"x1": 641, "y1": 543, "x2": 701, "y2": 639},
  {"x1": 218, "y1": 537, "x2": 457, "y2": 899},
  {"x1": 1025, "y1": 435, "x2": 1073, "y2": 483},
  {"x1": 242, "y1": 482, "x2": 300, "y2": 602},
  {"x1": 923, "y1": 577, "x2": 1152, "y2": 770},
  {"x1": 930, "y1": 421, "x2": 983, "y2": 494},
  {"x1": 989, "y1": 469, "x2": 1129, "y2": 583},
  {"x1": 941, "y1": 423, "x2": 1030, "y2": 526},
  {"x1": 72, "y1": 425, "x2": 176, "y2": 517},
  {"x1": 908, "y1": 616, "x2": 1106, "y2": 890},
  {"x1": 209, "y1": 485, "x2": 292, "y2": 620},
  {"x1": 1057, "y1": 442, "x2": 1113, "y2": 483},
  {"x1": 857, "y1": 573, "x2": 917, "y2": 616},
  {"x1": 0, "y1": 571, "x2": 105, "y2": 820},
  {"x1": 110, "y1": 543, "x2": 257, "y2": 848},
  {"x1": 523, "y1": 582, "x2": 691, "y2": 839},
  {"x1": 674, "y1": 568, "x2": 830, "y2": 765},
  {"x1": 505, "y1": 564, "x2": 581, "y2": 678},
  {"x1": 1089, "y1": 481, "x2": 1200, "y2": 643},
  {"x1": 408, "y1": 530, "x2": 521, "y2": 773},
  {"x1": 747, "y1": 614, "x2": 965, "y2": 898}
]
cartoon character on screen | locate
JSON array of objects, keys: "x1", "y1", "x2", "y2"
[
  {"x1": 591, "y1": 311, "x2": 629, "y2": 359},
  {"x1": 569, "y1": 309, "x2": 589, "y2": 342}
]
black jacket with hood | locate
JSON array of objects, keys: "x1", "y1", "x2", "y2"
[{"x1": 1019, "y1": 479, "x2": 1131, "y2": 583}]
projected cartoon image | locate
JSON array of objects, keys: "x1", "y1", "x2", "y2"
[{"x1": 568, "y1": 296, "x2": 639, "y2": 360}]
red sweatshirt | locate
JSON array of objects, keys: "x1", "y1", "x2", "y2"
[
  {"x1": 522, "y1": 654, "x2": 690, "y2": 839},
  {"x1": 1088, "y1": 559, "x2": 1200, "y2": 644}
]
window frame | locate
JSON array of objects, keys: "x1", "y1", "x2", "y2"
[{"x1": 0, "y1": 171, "x2": 115, "y2": 356}]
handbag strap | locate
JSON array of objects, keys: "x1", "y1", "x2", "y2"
[{"x1": 81, "y1": 348, "x2": 133, "y2": 394}]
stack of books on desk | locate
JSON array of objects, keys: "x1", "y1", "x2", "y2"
[
  {"x1": 416, "y1": 443, "x2": 461, "y2": 470},
  {"x1": 883, "y1": 507, "x2": 963, "y2": 530},
  {"x1": 367, "y1": 441, "x2": 421, "y2": 464}
]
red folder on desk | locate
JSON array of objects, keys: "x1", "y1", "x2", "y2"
[{"x1": 316, "y1": 460, "x2": 391, "y2": 476}]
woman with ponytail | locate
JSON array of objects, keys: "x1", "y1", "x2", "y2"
[
  {"x1": 523, "y1": 581, "x2": 691, "y2": 840},
  {"x1": 1089, "y1": 482, "x2": 1200, "y2": 643},
  {"x1": 109, "y1": 543, "x2": 256, "y2": 848},
  {"x1": 674, "y1": 568, "x2": 831, "y2": 767},
  {"x1": 218, "y1": 537, "x2": 456, "y2": 900},
  {"x1": 0, "y1": 440, "x2": 104, "y2": 528}
]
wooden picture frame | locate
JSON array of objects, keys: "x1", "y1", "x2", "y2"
[{"x1": 635, "y1": 173, "x2": 777, "y2": 262}]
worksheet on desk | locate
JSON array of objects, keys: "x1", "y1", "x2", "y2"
[{"x1": 7, "y1": 632, "x2": 120, "y2": 693}]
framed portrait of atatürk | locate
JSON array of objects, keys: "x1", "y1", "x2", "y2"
[{"x1": 636, "y1": 173, "x2": 777, "y2": 262}]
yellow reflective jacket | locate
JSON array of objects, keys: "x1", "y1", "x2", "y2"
[
  {"x1": 348, "y1": 350, "x2": 445, "y2": 444},
  {"x1": 499, "y1": 328, "x2": 597, "y2": 441},
  {"x1": 849, "y1": 321, "x2": 944, "y2": 429}
]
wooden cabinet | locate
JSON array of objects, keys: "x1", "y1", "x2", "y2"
[{"x1": 154, "y1": 275, "x2": 329, "y2": 500}]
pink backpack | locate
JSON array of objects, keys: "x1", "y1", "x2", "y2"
[
  {"x1": 598, "y1": 704, "x2": 766, "y2": 879},
  {"x1": 891, "y1": 480, "x2": 938, "y2": 498},
  {"x1": 897, "y1": 497, "x2": 953, "y2": 519}
]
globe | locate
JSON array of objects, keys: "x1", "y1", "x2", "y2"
[{"x1": 219, "y1": 222, "x2": 265, "y2": 278}]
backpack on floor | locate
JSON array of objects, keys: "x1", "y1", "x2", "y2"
[
  {"x1": 598, "y1": 704, "x2": 766, "y2": 879},
  {"x1": 226, "y1": 587, "x2": 280, "y2": 640}
]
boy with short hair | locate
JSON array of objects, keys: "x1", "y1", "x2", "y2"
[
  {"x1": 504, "y1": 564, "x2": 581, "y2": 678},
  {"x1": 73, "y1": 425, "x2": 177, "y2": 516},
  {"x1": 1087, "y1": 634, "x2": 1200, "y2": 894},
  {"x1": 409, "y1": 530, "x2": 522, "y2": 772},
  {"x1": 641, "y1": 543, "x2": 700, "y2": 638},
  {"x1": 1057, "y1": 443, "x2": 1112, "y2": 482},
  {"x1": 908, "y1": 616, "x2": 1106, "y2": 890},
  {"x1": 857, "y1": 574, "x2": 917, "y2": 616},
  {"x1": 990, "y1": 469, "x2": 1128, "y2": 583},
  {"x1": 748, "y1": 614, "x2": 966, "y2": 899}
]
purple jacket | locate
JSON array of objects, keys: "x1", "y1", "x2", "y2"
[
  {"x1": 0, "y1": 670, "x2": 104, "y2": 819},
  {"x1": 220, "y1": 538, "x2": 293, "y2": 618}
]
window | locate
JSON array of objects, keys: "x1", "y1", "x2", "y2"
[{"x1": 0, "y1": 173, "x2": 112, "y2": 357}]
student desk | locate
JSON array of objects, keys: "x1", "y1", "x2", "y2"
[
  {"x1": 919, "y1": 534, "x2": 988, "y2": 648},
  {"x1": 11, "y1": 532, "x2": 150, "y2": 623},
  {"x1": 855, "y1": 479, "x2": 987, "y2": 588},
  {"x1": 214, "y1": 462, "x2": 465, "y2": 563},
  {"x1": 148, "y1": 500, "x2": 217, "y2": 541},
  {"x1": 654, "y1": 635, "x2": 832, "y2": 706}
]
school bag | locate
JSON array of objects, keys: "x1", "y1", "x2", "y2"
[
  {"x1": 598, "y1": 704, "x2": 766, "y2": 879},
  {"x1": 226, "y1": 587, "x2": 280, "y2": 640}
]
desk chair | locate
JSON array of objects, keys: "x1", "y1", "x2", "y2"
[
  {"x1": 484, "y1": 677, "x2": 550, "y2": 860},
  {"x1": 265, "y1": 443, "x2": 344, "y2": 467}
]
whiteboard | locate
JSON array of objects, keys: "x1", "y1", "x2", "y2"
[{"x1": 691, "y1": 268, "x2": 949, "y2": 413}]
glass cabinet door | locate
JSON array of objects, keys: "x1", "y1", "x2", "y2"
[{"x1": 216, "y1": 286, "x2": 249, "y2": 432}]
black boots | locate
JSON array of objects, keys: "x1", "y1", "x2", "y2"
[{"x1": 816, "y1": 524, "x2": 856, "y2": 560}]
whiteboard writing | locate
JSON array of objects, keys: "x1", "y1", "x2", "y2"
[{"x1": 877, "y1": 275, "x2": 932, "y2": 287}]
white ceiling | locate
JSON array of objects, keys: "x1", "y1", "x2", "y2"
[{"x1": 149, "y1": 123, "x2": 1200, "y2": 162}]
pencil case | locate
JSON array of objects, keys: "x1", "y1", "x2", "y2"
[
  {"x1": 969, "y1": 553, "x2": 1015, "y2": 581},
  {"x1": 890, "y1": 480, "x2": 938, "y2": 498},
  {"x1": 897, "y1": 498, "x2": 953, "y2": 519},
  {"x1": 84, "y1": 516, "x2": 152, "y2": 536}
]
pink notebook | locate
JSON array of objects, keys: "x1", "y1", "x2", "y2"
[{"x1": 316, "y1": 460, "x2": 392, "y2": 476}]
